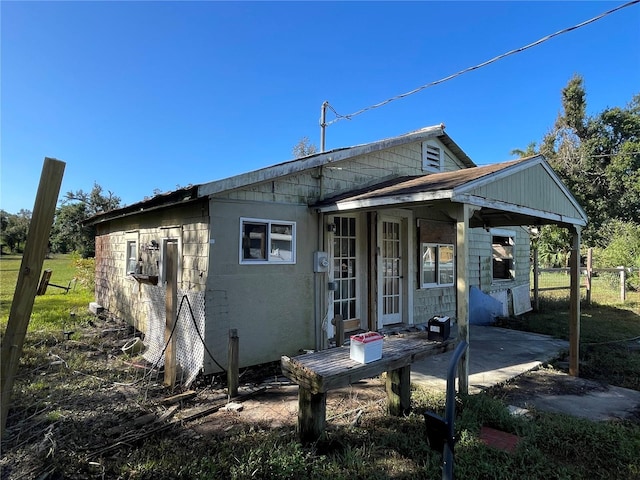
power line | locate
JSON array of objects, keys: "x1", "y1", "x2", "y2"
[{"x1": 324, "y1": 0, "x2": 640, "y2": 126}]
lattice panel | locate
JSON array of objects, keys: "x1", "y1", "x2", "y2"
[{"x1": 142, "y1": 286, "x2": 205, "y2": 387}]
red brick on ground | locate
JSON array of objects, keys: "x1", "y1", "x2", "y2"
[{"x1": 479, "y1": 425, "x2": 521, "y2": 453}]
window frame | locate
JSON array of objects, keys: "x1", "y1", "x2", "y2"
[
  {"x1": 421, "y1": 141, "x2": 443, "y2": 172},
  {"x1": 239, "y1": 217, "x2": 296, "y2": 265},
  {"x1": 159, "y1": 237, "x2": 182, "y2": 284},
  {"x1": 420, "y1": 242, "x2": 455, "y2": 288},
  {"x1": 125, "y1": 233, "x2": 139, "y2": 276},
  {"x1": 491, "y1": 229, "x2": 516, "y2": 282}
]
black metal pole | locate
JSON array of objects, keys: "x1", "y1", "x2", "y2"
[{"x1": 442, "y1": 340, "x2": 468, "y2": 480}]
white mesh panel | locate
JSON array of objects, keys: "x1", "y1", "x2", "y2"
[{"x1": 142, "y1": 285, "x2": 205, "y2": 387}]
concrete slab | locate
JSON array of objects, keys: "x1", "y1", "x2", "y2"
[
  {"x1": 411, "y1": 325, "x2": 569, "y2": 393},
  {"x1": 522, "y1": 383, "x2": 640, "y2": 422},
  {"x1": 412, "y1": 326, "x2": 640, "y2": 423}
]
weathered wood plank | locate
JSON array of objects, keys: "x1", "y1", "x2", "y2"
[
  {"x1": 1, "y1": 158, "x2": 65, "y2": 437},
  {"x1": 281, "y1": 335, "x2": 454, "y2": 394},
  {"x1": 298, "y1": 387, "x2": 326, "y2": 443},
  {"x1": 386, "y1": 365, "x2": 411, "y2": 416}
]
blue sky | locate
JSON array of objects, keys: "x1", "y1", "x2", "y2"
[{"x1": 2, "y1": 1, "x2": 639, "y2": 214}]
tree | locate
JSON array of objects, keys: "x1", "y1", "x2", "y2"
[
  {"x1": 292, "y1": 137, "x2": 318, "y2": 158},
  {"x1": 510, "y1": 141, "x2": 538, "y2": 158},
  {"x1": 516, "y1": 76, "x2": 639, "y2": 275},
  {"x1": 0, "y1": 210, "x2": 31, "y2": 253},
  {"x1": 50, "y1": 183, "x2": 121, "y2": 258},
  {"x1": 536, "y1": 75, "x2": 640, "y2": 247},
  {"x1": 595, "y1": 220, "x2": 640, "y2": 290}
]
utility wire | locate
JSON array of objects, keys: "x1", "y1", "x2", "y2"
[{"x1": 325, "y1": 0, "x2": 640, "y2": 126}]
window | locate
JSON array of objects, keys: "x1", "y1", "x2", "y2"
[
  {"x1": 421, "y1": 243, "x2": 454, "y2": 287},
  {"x1": 492, "y1": 231, "x2": 515, "y2": 281},
  {"x1": 240, "y1": 218, "x2": 296, "y2": 264},
  {"x1": 333, "y1": 216, "x2": 358, "y2": 322},
  {"x1": 159, "y1": 238, "x2": 180, "y2": 283},
  {"x1": 126, "y1": 240, "x2": 138, "y2": 274},
  {"x1": 422, "y1": 141, "x2": 442, "y2": 172}
]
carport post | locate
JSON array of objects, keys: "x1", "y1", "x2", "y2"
[
  {"x1": 569, "y1": 226, "x2": 581, "y2": 377},
  {"x1": 455, "y1": 205, "x2": 471, "y2": 395}
]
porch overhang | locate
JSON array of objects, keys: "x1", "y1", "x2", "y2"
[
  {"x1": 313, "y1": 155, "x2": 588, "y2": 229},
  {"x1": 314, "y1": 155, "x2": 587, "y2": 390}
]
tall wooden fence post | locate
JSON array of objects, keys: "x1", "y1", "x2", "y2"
[
  {"x1": 533, "y1": 248, "x2": 539, "y2": 312},
  {"x1": 164, "y1": 241, "x2": 178, "y2": 388},
  {"x1": 619, "y1": 266, "x2": 626, "y2": 302},
  {"x1": 228, "y1": 329, "x2": 239, "y2": 398},
  {"x1": 585, "y1": 248, "x2": 593, "y2": 306},
  {"x1": 1, "y1": 158, "x2": 65, "y2": 437}
]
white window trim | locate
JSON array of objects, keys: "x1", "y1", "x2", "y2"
[
  {"x1": 421, "y1": 243, "x2": 455, "y2": 288},
  {"x1": 124, "y1": 232, "x2": 139, "y2": 276},
  {"x1": 239, "y1": 217, "x2": 296, "y2": 265},
  {"x1": 422, "y1": 141, "x2": 443, "y2": 172},
  {"x1": 491, "y1": 228, "x2": 516, "y2": 283}
]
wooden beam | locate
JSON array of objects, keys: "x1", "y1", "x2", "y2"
[
  {"x1": 585, "y1": 248, "x2": 593, "y2": 306},
  {"x1": 227, "y1": 329, "x2": 239, "y2": 398},
  {"x1": 386, "y1": 365, "x2": 411, "y2": 416},
  {"x1": 569, "y1": 227, "x2": 581, "y2": 377},
  {"x1": 1, "y1": 158, "x2": 65, "y2": 437},
  {"x1": 455, "y1": 205, "x2": 471, "y2": 395},
  {"x1": 532, "y1": 248, "x2": 539, "y2": 312},
  {"x1": 164, "y1": 241, "x2": 178, "y2": 387},
  {"x1": 298, "y1": 387, "x2": 326, "y2": 444}
]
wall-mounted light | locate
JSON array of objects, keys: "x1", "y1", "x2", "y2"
[{"x1": 327, "y1": 223, "x2": 336, "y2": 233}]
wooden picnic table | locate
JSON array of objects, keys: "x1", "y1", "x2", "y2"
[{"x1": 281, "y1": 332, "x2": 455, "y2": 442}]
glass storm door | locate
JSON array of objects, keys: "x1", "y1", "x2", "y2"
[
  {"x1": 333, "y1": 216, "x2": 358, "y2": 327},
  {"x1": 380, "y1": 218, "x2": 402, "y2": 326}
]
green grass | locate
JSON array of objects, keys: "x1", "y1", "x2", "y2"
[
  {"x1": 0, "y1": 254, "x2": 95, "y2": 332},
  {"x1": 502, "y1": 295, "x2": 640, "y2": 390},
  {"x1": 533, "y1": 271, "x2": 640, "y2": 308},
  {"x1": 2, "y1": 255, "x2": 640, "y2": 479}
]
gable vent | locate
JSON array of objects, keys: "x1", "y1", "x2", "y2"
[{"x1": 422, "y1": 142, "x2": 442, "y2": 172}]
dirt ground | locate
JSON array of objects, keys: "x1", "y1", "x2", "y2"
[
  {"x1": 2, "y1": 313, "x2": 635, "y2": 479},
  {"x1": 0, "y1": 314, "x2": 391, "y2": 479}
]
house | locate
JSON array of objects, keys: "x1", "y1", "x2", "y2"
[{"x1": 86, "y1": 124, "x2": 587, "y2": 390}]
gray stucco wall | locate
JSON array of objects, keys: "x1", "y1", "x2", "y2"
[{"x1": 204, "y1": 198, "x2": 318, "y2": 372}]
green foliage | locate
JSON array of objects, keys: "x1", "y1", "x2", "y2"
[
  {"x1": 593, "y1": 220, "x2": 640, "y2": 289},
  {"x1": 533, "y1": 225, "x2": 572, "y2": 268},
  {"x1": 540, "y1": 75, "x2": 640, "y2": 247},
  {"x1": 71, "y1": 254, "x2": 96, "y2": 290},
  {"x1": 50, "y1": 182, "x2": 121, "y2": 258},
  {"x1": 0, "y1": 254, "x2": 93, "y2": 330},
  {"x1": 50, "y1": 202, "x2": 94, "y2": 256},
  {"x1": 0, "y1": 209, "x2": 31, "y2": 253}
]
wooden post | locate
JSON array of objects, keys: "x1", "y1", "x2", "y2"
[
  {"x1": 1, "y1": 158, "x2": 65, "y2": 437},
  {"x1": 533, "y1": 248, "x2": 539, "y2": 312},
  {"x1": 618, "y1": 267, "x2": 626, "y2": 302},
  {"x1": 332, "y1": 314, "x2": 344, "y2": 347},
  {"x1": 585, "y1": 248, "x2": 593, "y2": 306},
  {"x1": 164, "y1": 241, "x2": 178, "y2": 387},
  {"x1": 568, "y1": 227, "x2": 581, "y2": 377},
  {"x1": 227, "y1": 329, "x2": 239, "y2": 398},
  {"x1": 298, "y1": 387, "x2": 326, "y2": 443},
  {"x1": 455, "y1": 205, "x2": 471, "y2": 395},
  {"x1": 386, "y1": 365, "x2": 411, "y2": 416}
]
